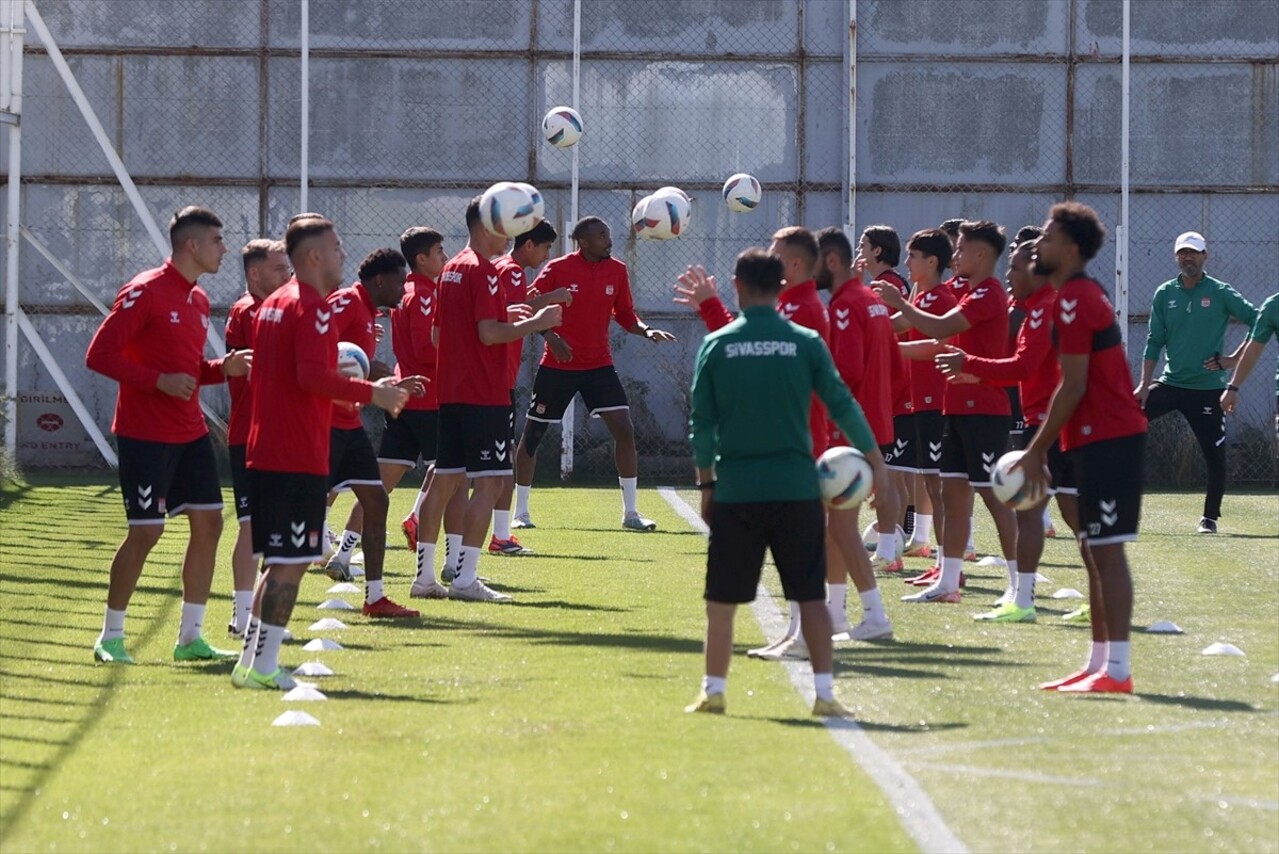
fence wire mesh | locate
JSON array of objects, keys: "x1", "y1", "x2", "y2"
[{"x1": 2, "y1": 0, "x2": 1276, "y2": 488}]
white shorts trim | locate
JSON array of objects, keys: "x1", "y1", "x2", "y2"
[
  {"x1": 589, "y1": 405, "x2": 629, "y2": 416},
  {"x1": 1084, "y1": 533, "x2": 1138, "y2": 547},
  {"x1": 433, "y1": 466, "x2": 466, "y2": 475},
  {"x1": 236, "y1": 513, "x2": 252, "y2": 523},
  {"x1": 330, "y1": 478, "x2": 385, "y2": 492},
  {"x1": 525, "y1": 414, "x2": 560, "y2": 424},
  {"x1": 1053, "y1": 487, "x2": 1079, "y2": 497},
  {"x1": 263, "y1": 554, "x2": 325, "y2": 566},
  {"x1": 169, "y1": 502, "x2": 224, "y2": 516},
  {"x1": 885, "y1": 463, "x2": 917, "y2": 474},
  {"x1": 915, "y1": 467, "x2": 941, "y2": 476},
  {"x1": 376, "y1": 457, "x2": 418, "y2": 467},
  {"x1": 467, "y1": 468, "x2": 514, "y2": 479},
  {"x1": 127, "y1": 518, "x2": 168, "y2": 527},
  {"x1": 969, "y1": 479, "x2": 994, "y2": 489},
  {"x1": 938, "y1": 472, "x2": 969, "y2": 480}
]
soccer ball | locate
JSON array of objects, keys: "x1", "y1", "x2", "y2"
[
  {"x1": 991, "y1": 450, "x2": 1039, "y2": 510},
  {"x1": 817, "y1": 446, "x2": 874, "y2": 509},
  {"x1": 632, "y1": 190, "x2": 691, "y2": 240},
  {"x1": 479, "y1": 181, "x2": 541, "y2": 238},
  {"x1": 513, "y1": 182, "x2": 546, "y2": 228},
  {"x1": 336, "y1": 341, "x2": 369, "y2": 379},
  {"x1": 722, "y1": 172, "x2": 762, "y2": 213},
  {"x1": 542, "y1": 106, "x2": 583, "y2": 148},
  {"x1": 861, "y1": 522, "x2": 906, "y2": 554},
  {"x1": 657, "y1": 185, "x2": 691, "y2": 206}
]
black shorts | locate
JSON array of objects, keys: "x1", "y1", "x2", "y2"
[
  {"x1": 1010, "y1": 429, "x2": 1077, "y2": 495},
  {"x1": 436, "y1": 403, "x2": 514, "y2": 478},
  {"x1": 885, "y1": 414, "x2": 916, "y2": 473},
  {"x1": 377, "y1": 409, "x2": 438, "y2": 467},
  {"x1": 229, "y1": 443, "x2": 252, "y2": 522},
  {"x1": 705, "y1": 499, "x2": 827, "y2": 604},
  {"x1": 1071, "y1": 433, "x2": 1144, "y2": 545},
  {"x1": 116, "y1": 434, "x2": 222, "y2": 524},
  {"x1": 328, "y1": 427, "x2": 382, "y2": 492},
  {"x1": 911, "y1": 409, "x2": 945, "y2": 474},
  {"x1": 249, "y1": 469, "x2": 329, "y2": 565},
  {"x1": 939, "y1": 414, "x2": 1012, "y2": 487},
  {"x1": 526, "y1": 365, "x2": 628, "y2": 423}
]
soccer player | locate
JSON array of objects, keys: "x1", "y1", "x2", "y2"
[
  {"x1": 321, "y1": 248, "x2": 424, "y2": 618},
  {"x1": 685, "y1": 248, "x2": 889, "y2": 717},
  {"x1": 935, "y1": 234, "x2": 1080, "y2": 622},
  {"x1": 487, "y1": 220, "x2": 569, "y2": 554},
  {"x1": 1136, "y1": 232, "x2": 1256, "y2": 533},
  {"x1": 875, "y1": 220, "x2": 1019, "y2": 604},
  {"x1": 1220, "y1": 293, "x2": 1279, "y2": 440},
  {"x1": 85, "y1": 205, "x2": 252, "y2": 664},
  {"x1": 511, "y1": 216, "x2": 675, "y2": 533},
  {"x1": 224, "y1": 238, "x2": 290, "y2": 637},
  {"x1": 410, "y1": 198, "x2": 563, "y2": 603},
  {"x1": 1019, "y1": 202, "x2": 1148, "y2": 693},
  {"x1": 235, "y1": 217, "x2": 411, "y2": 689}
]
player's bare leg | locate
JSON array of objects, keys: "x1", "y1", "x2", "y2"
[
  {"x1": 168, "y1": 508, "x2": 236, "y2": 662},
  {"x1": 440, "y1": 485, "x2": 468, "y2": 582},
  {"x1": 903, "y1": 475, "x2": 969, "y2": 602},
  {"x1": 343, "y1": 482, "x2": 416, "y2": 618},
  {"x1": 870, "y1": 474, "x2": 903, "y2": 572},
  {"x1": 229, "y1": 519, "x2": 257, "y2": 634},
  {"x1": 977, "y1": 486, "x2": 1020, "y2": 604},
  {"x1": 1053, "y1": 540, "x2": 1132, "y2": 693},
  {"x1": 599, "y1": 409, "x2": 655, "y2": 531},
  {"x1": 687, "y1": 601, "x2": 735, "y2": 713},
  {"x1": 448, "y1": 476, "x2": 512, "y2": 602},
  {"x1": 488, "y1": 474, "x2": 527, "y2": 555},
  {"x1": 829, "y1": 505, "x2": 893, "y2": 640},
  {"x1": 797, "y1": 600, "x2": 847, "y2": 716},
  {"x1": 235, "y1": 561, "x2": 306, "y2": 689},
  {"x1": 512, "y1": 422, "x2": 541, "y2": 528},
  {"x1": 411, "y1": 471, "x2": 465, "y2": 598},
  {"x1": 95, "y1": 523, "x2": 165, "y2": 661}
]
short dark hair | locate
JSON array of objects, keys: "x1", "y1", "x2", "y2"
[
  {"x1": 399, "y1": 227, "x2": 443, "y2": 268},
  {"x1": 907, "y1": 228, "x2": 953, "y2": 272},
  {"x1": 358, "y1": 247, "x2": 407, "y2": 282},
  {"x1": 771, "y1": 226, "x2": 818, "y2": 265},
  {"x1": 284, "y1": 216, "x2": 335, "y2": 258},
  {"x1": 1048, "y1": 202, "x2": 1106, "y2": 261},
  {"x1": 465, "y1": 196, "x2": 483, "y2": 231},
  {"x1": 861, "y1": 225, "x2": 901, "y2": 267},
  {"x1": 939, "y1": 218, "x2": 963, "y2": 239},
  {"x1": 514, "y1": 219, "x2": 558, "y2": 250},
  {"x1": 1013, "y1": 225, "x2": 1044, "y2": 248},
  {"x1": 241, "y1": 238, "x2": 286, "y2": 276},
  {"x1": 734, "y1": 248, "x2": 785, "y2": 296},
  {"x1": 288, "y1": 212, "x2": 326, "y2": 225},
  {"x1": 571, "y1": 216, "x2": 607, "y2": 241},
  {"x1": 958, "y1": 219, "x2": 1007, "y2": 255},
  {"x1": 169, "y1": 206, "x2": 222, "y2": 249},
  {"x1": 815, "y1": 227, "x2": 854, "y2": 267}
]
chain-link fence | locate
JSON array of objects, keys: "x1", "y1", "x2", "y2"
[{"x1": 2, "y1": 0, "x2": 1276, "y2": 488}]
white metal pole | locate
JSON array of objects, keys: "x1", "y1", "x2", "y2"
[
  {"x1": 846, "y1": 0, "x2": 857, "y2": 230},
  {"x1": 1117, "y1": 0, "x2": 1131, "y2": 348},
  {"x1": 561, "y1": 0, "x2": 582, "y2": 480},
  {"x1": 20, "y1": 226, "x2": 110, "y2": 314},
  {"x1": 3, "y1": 0, "x2": 23, "y2": 462},
  {"x1": 300, "y1": 0, "x2": 309, "y2": 214}
]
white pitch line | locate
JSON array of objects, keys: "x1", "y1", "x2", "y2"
[
  {"x1": 903, "y1": 761, "x2": 1103, "y2": 788},
  {"x1": 659, "y1": 488, "x2": 968, "y2": 854}
]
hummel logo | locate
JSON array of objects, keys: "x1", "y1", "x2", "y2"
[
  {"x1": 333, "y1": 295, "x2": 351, "y2": 312},
  {"x1": 780, "y1": 302, "x2": 800, "y2": 318},
  {"x1": 982, "y1": 451, "x2": 996, "y2": 474},
  {"x1": 511, "y1": 272, "x2": 523, "y2": 284},
  {"x1": 269, "y1": 533, "x2": 283, "y2": 547},
  {"x1": 495, "y1": 440, "x2": 507, "y2": 451},
  {"x1": 835, "y1": 308, "x2": 850, "y2": 320},
  {"x1": 487, "y1": 275, "x2": 500, "y2": 296},
  {"x1": 836, "y1": 319, "x2": 850, "y2": 330},
  {"x1": 1030, "y1": 308, "x2": 1045, "y2": 320},
  {"x1": 170, "y1": 310, "x2": 181, "y2": 324},
  {"x1": 121, "y1": 288, "x2": 142, "y2": 309},
  {"x1": 480, "y1": 450, "x2": 491, "y2": 461},
  {"x1": 291, "y1": 532, "x2": 306, "y2": 547},
  {"x1": 495, "y1": 447, "x2": 508, "y2": 461},
  {"x1": 1059, "y1": 298, "x2": 1078, "y2": 325},
  {"x1": 291, "y1": 521, "x2": 305, "y2": 534},
  {"x1": 973, "y1": 288, "x2": 988, "y2": 299},
  {"x1": 315, "y1": 308, "x2": 331, "y2": 335},
  {"x1": 137, "y1": 484, "x2": 154, "y2": 510},
  {"x1": 894, "y1": 438, "x2": 908, "y2": 452},
  {"x1": 1100, "y1": 499, "x2": 1119, "y2": 527},
  {"x1": 1202, "y1": 406, "x2": 1214, "y2": 416},
  {"x1": 929, "y1": 441, "x2": 942, "y2": 462},
  {"x1": 316, "y1": 320, "x2": 330, "y2": 334}
]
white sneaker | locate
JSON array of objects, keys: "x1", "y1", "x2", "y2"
[
  {"x1": 755, "y1": 635, "x2": 809, "y2": 661},
  {"x1": 350, "y1": 550, "x2": 365, "y2": 566},
  {"x1": 849, "y1": 617, "x2": 894, "y2": 641},
  {"x1": 977, "y1": 555, "x2": 1007, "y2": 567},
  {"x1": 993, "y1": 588, "x2": 1015, "y2": 608},
  {"x1": 511, "y1": 513, "x2": 536, "y2": 530},
  {"x1": 831, "y1": 619, "x2": 854, "y2": 641},
  {"x1": 448, "y1": 579, "x2": 513, "y2": 602},
  {"x1": 281, "y1": 628, "x2": 294, "y2": 642},
  {"x1": 410, "y1": 580, "x2": 449, "y2": 600},
  {"x1": 747, "y1": 634, "x2": 797, "y2": 658}
]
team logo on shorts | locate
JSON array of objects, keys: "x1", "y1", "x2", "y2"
[
  {"x1": 536, "y1": 402, "x2": 546, "y2": 414},
  {"x1": 480, "y1": 450, "x2": 491, "y2": 461},
  {"x1": 309, "y1": 531, "x2": 320, "y2": 549},
  {"x1": 1099, "y1": 499, "x2": 1119, "y2": 528},
  {"x1": 157, "y1": 498, "x2": 167, "y2": 515},
  {"x1": 268, "y1": 533, "x2": 283, "y2": 547}
]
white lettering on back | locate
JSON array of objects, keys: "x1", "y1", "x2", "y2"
[{"x1": 724, "y1": 340, "x2": 798, "y2": 358}]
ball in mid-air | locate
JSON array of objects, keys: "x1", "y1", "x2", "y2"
[
  {"x1": 722, "y1": 172, "x2": 762, "y2": 213},
  {"x1": 631, "y1": 189, "x2": 691, "y2": 240},
  {"x1": 542, "y1": 106, "x2": 583, "y2": 148},
  {"x1": 479, "y1": 181, "x2": 542, "y2": 238}
]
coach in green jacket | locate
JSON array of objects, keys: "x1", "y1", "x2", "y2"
[
  {"x1": 685, "y1": 248, "x2": 887, "y2": 718},
  {"x1": 1136, "y1": 231, "x2": 1256, "y2": 534}
]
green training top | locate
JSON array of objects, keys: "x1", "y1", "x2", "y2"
[
  {"x1": 1143, "y1": 274, "x2": 1257, "y2": 390},
  {"x1": 1245, "y1": 292, "x2": 1279, "y2": 394},
  {"x1": 689, "y1": 305, "x2": 876, "y2": 503}
]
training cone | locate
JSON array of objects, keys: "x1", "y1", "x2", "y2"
[
  {"x1": 292, "y1": 661, "x2": 335, "y2": 677},
  {"x1": 1146, "y1": 620, "x2": 1184, "y2": 634},
  {"x1": 1201, "y1": 642, "x2": 1245, "y2": 656},
  {"x1": 272, "y1": 710, "x2": 320, "y2": 727},
  {"x1": 308, "y1": 618, "x2": 348, "y2": 631},
  {"x1": 326, "y1": 582, "x2": 360, "y2": 594},
  {"x1": 1052, "y1": 588, "x2": 1085, "y2": 599},
  {"x1": 282, "y1": 686, "x2": 327, "y2": 702},
  {"x1": 301, "y1": 638, "x2": 343, "y2": 651}
]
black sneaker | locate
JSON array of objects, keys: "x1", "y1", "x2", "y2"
[{"x1": 1196, "y1": 517, "x2": 1217, "y2": 534}]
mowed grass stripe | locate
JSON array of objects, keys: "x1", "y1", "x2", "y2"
[{"x1": 0, "y1": 480, "x2": 913, "y2": 853}]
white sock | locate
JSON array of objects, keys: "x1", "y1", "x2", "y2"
[
  {"x1": 336, "y1": 529, "x2": 360, "y2": 563},
  {"x1": 493, "y1": 510, "x2": 512, "y2": 541},
  {"x1": 411, "y1": 488, "x2": 427, "y2": 516},
  {"x1": 365, "y1": 578, "x2": 384, "y2": 604},
  {"x1": 252, "y1": 622, "x2": 285, "y2": 675},
  {"x1": 1042, "y1": 504, "x2": 1052, "y2": 529},
  {"x1": 455, "y1": 546, "x2": 481, "y2": 588},
  {"x1": 877, "y1": 532, "x2": 898, "y2": 563},
  {"x1": 813, "y1": 672, "x2": 834, "y2": 701},
  {"x1": 966, "y1": 516, "x2": 976, "y2": 552},
  {"x1": 1086, "y1": 641, "x2": 1106, "y2": 673},
  {"x1": 99, "y1": 606, "x2": 126, "y2": 642},
  {"x1": 939, "y1": 556, "x2": 964, "y2": 591},
  {"x1": 1006, "y1": 558, "x2": 1019, "y2": 590},
  {"x1": 233, "y1": 590, "x2": 254, "y2": 633},
  {"x1": 859, "y1": 587, "x2": 886, "y2": 623},
  {"x1": 414, "y1": 542, "x2": 437, "y2": 585},
  {"x1": 703, "y1": 675, "x2": 726, "y2": 696},
  {"x1": 1106, "y1": 641, "x2": 1131, "y2": 681},
  {"x1": 178, "y1": 601, "x2": 205, "y2": 645},
  {"x1": 1014, "y1": 573, "x2": 1036, "y2": 609},
  {"x1": 914, "y1": 514, "x2": 933, "y2": 544},
  {"x1": 785, "y1": 600, "x2": 801, "y2": 639},
  {"x1": 443, "y1": 533, "x2": 463, "y2": 571},
  {"x1": 826, "y1": 582, "x2": 847, "y2": 625},
  {"x1": 237, "y1": 616, "x2": 260, "y2": 669},
  {"x1": 515, "y1": 484, "x2": 531, "y2": 518},
  {"x1": 619, "y1": 476, "x2": 639, "y2": 516}
]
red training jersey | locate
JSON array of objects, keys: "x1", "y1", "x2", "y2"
[
  {"x1": 493, "y1": 254, "x2": 529, "y2": 391},
  {"x1": 435, "y1": 248, "x2": 510, "y2": 406},
  {"x1": 85, "y1": 260, "x2": 226, "y2": 444},
  {"x1": 224, "y1": 291, "x2": 261, "y2": 447},
  {"x1": 391, "y1": 273, "x2": 439, "y2": 411},
  {"x1": 1055, "y1": 276, "x2": 1147, "y2": 451},
  {"x1": 778, "y1": 281, "x2": 833, "y2": 457},
  {"x1": 944, "y1": 276, "x2": 1011, "y2": 416},
  {"x1": 327, "y1": 282, "x2": 379, "y2": 430},
  {"x1": 962, "y1": 285, "x2": 1060, "y2": 426},
  {"x1": 908, "y1": 285, "x2": 959, "y2": 412},
  {"x1": 945, "y1": 274, "x2": 969, "y2": 299},
  {"x1": 877, "y1": 269, "x2": 910, "y2": 300},
  {"x1": 531, "y1": 252, "x2": 639, "y2": 372},
  {"x1": 829, "y1": 281, "x2": 897, "y2": 446}
]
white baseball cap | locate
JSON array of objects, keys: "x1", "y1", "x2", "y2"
[{"x1": 1174, "y1": 231, "x2": 1206, "y2": 253}]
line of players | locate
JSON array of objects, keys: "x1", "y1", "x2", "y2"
[
  {"x1": 674, "y1": 205, "x2": 1147, "y2": 695},
  {"x1": 85, "y1": 200, "x2": 675, "y2": 689}
]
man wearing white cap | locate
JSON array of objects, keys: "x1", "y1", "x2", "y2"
[{"x1": 1136, "y1": 231, "x2": 1256, "y2": 533}]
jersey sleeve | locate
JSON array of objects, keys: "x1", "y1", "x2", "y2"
[
  {"x1": 295, "y1": 302, "x2": 374, "y2": 404},
  {"x1": 471, "y1": 266, "x2": 507, "y2": 324},
  {"x1": 611, "y1": 266, "x2": 640, "y2": 330},
  {"x1": 964, "y1": 311, "x2": 1053, "y2": 383},
  {"x1": 957, "y1": 283, "x2": 1006, "y2": 327},
  {"x1": 830, "y1": 304, "x2": 866, "y2": 392},
  {"x1": 1249, "y1": 294, "x2": 1279, "y2": 343},
  {"x1": 1056, "y1": 286, "x2": 1102, "y2": 356},
  {"x1": 1143, "y1": 287, "x2": 1167, "y2": 361},
  {"x1": 810, "y1": 337, "x2": 876, "y2": 454},
  {"x1": 696, "y1": 297, "x2": 734, "y2": 332},
  {"x1": 408, "y1": 288, "x2": 437, "y2": 365},
  {"x1": 85, "y1": 284, "x2": 162, "y2": 391},
  {"x1": 1222, "y1": 285, "x2": 1258, "y2": 328},
  {"x1": 688, "y1": 338, "x2": 720, "y2": 469},
  {"x1": 528, "y1": 263, "x2": 557, "y2": 303},
  {"x1": 498, "y1": 264, "x2": 527, "y2": 305}
]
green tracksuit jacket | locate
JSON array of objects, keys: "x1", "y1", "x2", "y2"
[
  {"x1": 1143, "y1": 274, "x2": 1257, "y2": 390},
  {"x1": 1246, "y1": 293, "x2": 1279, "y2": 394}
]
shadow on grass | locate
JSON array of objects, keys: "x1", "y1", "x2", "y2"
[
  {"x1": 318, "y1": 688, "x2": 469, "y2": 704},
  {"x1": 508, "y1": 600, "x2": 631, "y2": 612},
  {"x1": 566, "y1": 527, "x2": 705, "y2": 537},
  {"x1": 763, "y1": 717, "x2": 969, "y2": 734},
  {"x1": 515, "y1": 553, "x2": 658, "y2": 564},
  {"x1": 1137, "y1": 693, "x2": 1263, "y2": 713},
  {"x1": 402, "y1": 613, "x2": 705, "y2": 655}
]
